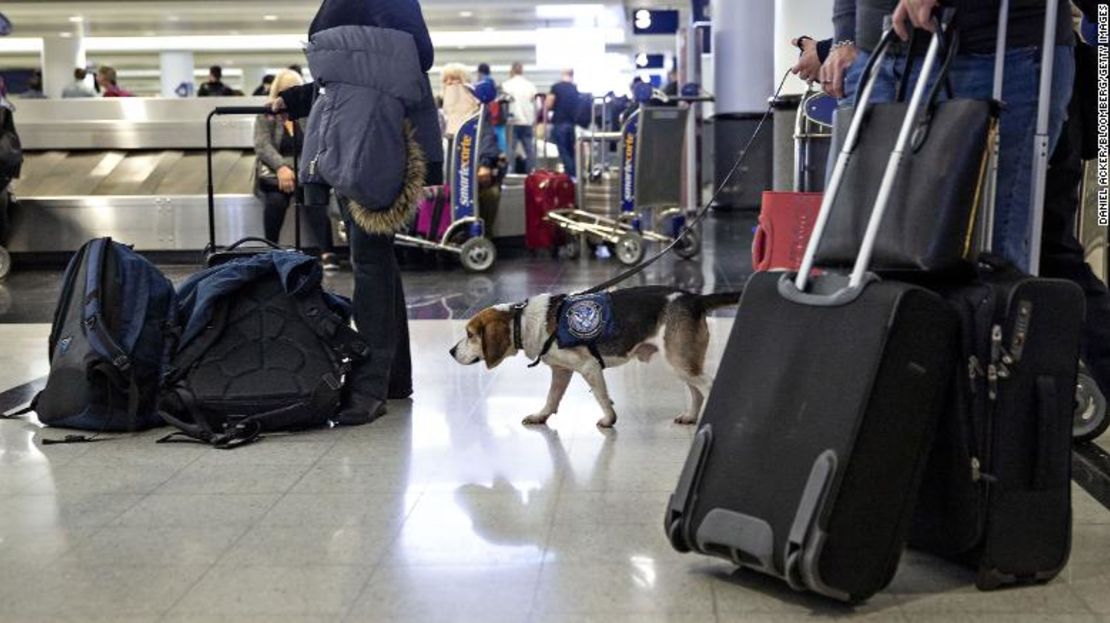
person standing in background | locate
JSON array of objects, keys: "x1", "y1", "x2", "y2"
[
  {"x1": 18, "y1": 72, "x2": 46, "y2": 99},
  {"x1": 252, "y1": 74, "x2": 275, "y2": 97},
  {"x1": 254, "y1": 69, "x2": 340, "y2": 271},
  {"x1": 96, "y1": 66, "x2": 134, "y2": 97},
  {"x1": 502, "y1": 62, "x2": 537, "y2": 173},
  {"x1": 546, "y1": 68, "x2": 579, "y2": 180},
  {"x1": 62, "y1": 68, "x2": 95, "y2": 98},
  {"x1": 198, "y1": 65, "x2": 235, "y2": 97}
]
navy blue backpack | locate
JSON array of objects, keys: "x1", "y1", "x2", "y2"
[{"x1": 5, "y1": 238, "x2": 176, "y2": 438}]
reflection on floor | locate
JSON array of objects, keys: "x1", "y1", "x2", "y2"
[
  {"x1": 0, "y1": 212, "x2": 755, "y2": 324},
  {"x1": 0, "y1": 212, "x2": 1108, "y2": 621}
]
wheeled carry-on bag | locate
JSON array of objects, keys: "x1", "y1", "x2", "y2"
[
  {"x1": 204, "y1": 106, "x2": 302, "y2": 268},
  {"x1": 909, "y1": 0, "x2": 1085, "y2": 590},
  {"x1": 525, "y1": 170, "x2": 572, "y2": 251},
  {"x1": 664, "y1": 25, "x2": 960, "y2": 603}
]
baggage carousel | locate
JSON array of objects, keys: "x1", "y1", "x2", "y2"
[
  {"x1": 7, "y1": 97, "x2": 284, "y2": 253},
  {"x1": 7, "y1": 98, "x2": 528, "y2": 255}
]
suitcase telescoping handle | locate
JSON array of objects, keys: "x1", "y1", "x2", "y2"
[
  {"x1": 794, "y1": 13, "x2": 954, "y2": 295},
  {"x1": 205, "y1": 106, "x2": 276, "y2": 253},
  {"x1": 980, "y1": 0, "x2": 1059, "y2": 276}
]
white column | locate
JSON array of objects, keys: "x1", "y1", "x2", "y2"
[
  {"x1": 160, "y1": 51, "x2": 195, "y2": 98},
  {"x1": 242, "y1": 66, "x2": 269, "y2": 97},
  {"x1": 41, "y1": 33, "x2": 86, "y2": 99},
  {"x1": 775, "y1": 0, "x2": 835, "y2": 96},
  {"x1": 711, "y1": 0, "x2": 774, "y2": 115}
]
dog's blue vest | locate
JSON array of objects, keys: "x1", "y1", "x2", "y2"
[
  {"x1": 555, "y1": 293, "x2": 617, "y2": 350},
  {"x1": 528, "y1": 293, "x2": 617, "y2": 369}
]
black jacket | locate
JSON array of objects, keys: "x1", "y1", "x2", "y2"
[{"x1": 280, "y1": 0, "x2": 443, "y2": 186}]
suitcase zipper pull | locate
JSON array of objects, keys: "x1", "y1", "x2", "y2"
[
  {"x1": 968, "y1": 355, "x2": 983, "y2": 394},
  {"x1": 999, "y1": 322, "x2": 1007, "y2": 362},
  {"x1": 987, "y1": 364, "x2": 999, "y2": 401},
  {"x1": 971, "y1": 457, "x2": 998, "y2": 483}
]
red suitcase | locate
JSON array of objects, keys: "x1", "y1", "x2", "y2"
[
  {"x1": 525, "y1": 171, "x2": 573, "y2": 251},
  {"x1": 752, "y1": 191, "x2": 823, "y2": 272}
]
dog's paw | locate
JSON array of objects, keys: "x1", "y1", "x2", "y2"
[
  {"x1": 596, "y1": 415, "x2": 617, "y2": 429},
  {"x1": 522, "y1": 413, "x2": 551, "y2": 426},
  {"x1": 673, "y1": 413, "x2": 698, "y2": 425}
]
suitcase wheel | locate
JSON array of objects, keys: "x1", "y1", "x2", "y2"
[
  {"x1": 1074, "y1": 365, "x2": 1109, "y2": 443},
  {"x1": 666, "y1": 516, "x2": 690, "y2": 553},
  {"x1": 784, "y1": 548, "x2": 805, "y2": 592}
]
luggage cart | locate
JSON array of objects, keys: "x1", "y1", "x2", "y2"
[
  {"x1": 794, "y1": 88, "x2": 837, "y2": 193},
  {"x1": 547, "y1": 93, "x2": 700, "y2": 266},
  {"x1": 393, "y1": 89, "x2": 497, "y2": 273}
]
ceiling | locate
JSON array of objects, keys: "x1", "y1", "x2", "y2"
[
  {"x1": 0, "y1": 1, "x2": 685, "y2": 93},
  {"x1": 0, "y1": 1, "x2": 681, "y2": 37}
]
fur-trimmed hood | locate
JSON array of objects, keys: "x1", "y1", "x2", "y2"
[
  {"x1": 301, "y1": 25, "x2": 444, "y2": 232},
  {"x1": 346, "y1": 121, "x2": 427, "y2": 235}
]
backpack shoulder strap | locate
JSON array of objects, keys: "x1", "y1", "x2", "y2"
[
  {"x1": 294, "y1": 291, "x2": 371, "y2": 366},
  {"x1": 158, "y1": 377, "x2": 340, "y2": 449},
  {"x1": 83, "y1": 238, "x2": 132, "y2": 373}
]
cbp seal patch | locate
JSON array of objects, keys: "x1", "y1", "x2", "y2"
[{"x1": 566, "y1": 299, "x2": 605, "y2": 340}]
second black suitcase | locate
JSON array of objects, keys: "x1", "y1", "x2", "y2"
[
  {"x1": 909, "y1": 0, "x2": 1086, "y2": 590},
  {"x1": 665, "y1": 25, "x2": 960, "y2": 603},
  {"x1": 910, "y1": 261, "x2": 1084, "y2": 590}
]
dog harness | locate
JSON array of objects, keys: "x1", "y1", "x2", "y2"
[{"x1": 522, "y1": 293, "x2": 616, "y2": 369}]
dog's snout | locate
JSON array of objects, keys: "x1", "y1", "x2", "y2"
[{"x1": 449, "y1": 345, "x2": 457, "y2": 357}]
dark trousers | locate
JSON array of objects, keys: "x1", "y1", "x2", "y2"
[
  {"x1": 262, "y1": 189, "x2": 335, "y2": 253},
  {"x1": 552, "y1": 122, "x2": 577, "y2": 180},
  {"x1": 1041, "y1": 112, "x2": 1110, "y2": 397},
  {"x1": 342, "y1": 203, "x2": 412, "y2": 402}
]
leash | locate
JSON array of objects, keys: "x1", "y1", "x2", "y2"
[{"x1": 578, "y1": 69, "x2": 793, "y2": 296}]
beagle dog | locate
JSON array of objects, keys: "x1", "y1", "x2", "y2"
[{"x1": 450, "y1": 286, "x2": 741, "y2": 429}]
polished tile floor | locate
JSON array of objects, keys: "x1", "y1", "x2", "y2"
[{"x1": 0, "y1": 213, "x2": 1108, "y2": 622}]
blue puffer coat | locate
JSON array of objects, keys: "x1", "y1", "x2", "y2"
[{"x1": 301, "y1": 24, "x2": 443, "y2": 234}]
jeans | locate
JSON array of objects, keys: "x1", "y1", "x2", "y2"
[
  {"x1": 341, "y1": 200, "x2": 413, "y2": 404},
  {"x1": 843, "y1": 46, "x2": 1075, "y2": 271},
  {"x1": 552, "y1": 122, "x2": 577, "y2": 180},
  {"x1": 511, "y1": 124, "x2": 536, "y2": 173},
  {"x1": 262, "y1": 189, "x2": 335, "y2": 254}
]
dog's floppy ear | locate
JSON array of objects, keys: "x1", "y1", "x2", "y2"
[{"x1": 480, "y1": 312, "x2": 513, "y2": 369}]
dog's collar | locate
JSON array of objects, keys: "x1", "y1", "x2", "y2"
[{"x1": 510, "y1": 301, "x2": 527, "y2": 351}]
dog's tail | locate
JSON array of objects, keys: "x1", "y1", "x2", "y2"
[{"x1": 698, "y1": 290, "x2": 743, "y2": 310}]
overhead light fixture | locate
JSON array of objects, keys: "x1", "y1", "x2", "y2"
[
  {"x1": 536, "y1": 4, "x2": 605, "y2": 19},
  {"x1": 68, "y1": 16, "x2": 84, "y2": 23},
  {"x1": 263, "y1": 15, "x2": 279, "y2": 21},
  {"x1": 459, "y1": 11, "x2": 474, "y2": 18},
  {"x1": 483, "y1": 27, "x2": 494, "y2": 32},
  {"x1": 58, "y1": 32, "x2": 73, "y2": 39},
  {"x1": 167, "y1": 15, "x2": 180, "y2": 22}
]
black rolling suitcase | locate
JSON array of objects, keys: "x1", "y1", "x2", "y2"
[
  {"x1": 665, "y1": 26, "x2": 960, "y2": 603},
  {"x1": 909, "y1": 0, "x2": 1085, "y2": 589},
  {"x1": 204, "y1": 106, "x2": 301, "y2": 267}
]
